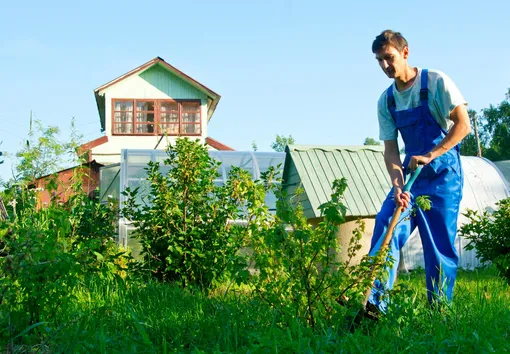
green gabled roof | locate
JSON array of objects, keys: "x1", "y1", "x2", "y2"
[{"x1": 283, "y1": 144, "x2": 391, "y2": 218}]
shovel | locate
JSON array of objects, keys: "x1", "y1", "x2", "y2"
[{"x1": 342, "y1": 165, "x2": 423, "y2": 329}]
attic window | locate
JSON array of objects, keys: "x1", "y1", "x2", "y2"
[{"x1": 112, "y1": 99, "x2": 201, "y2": 136}]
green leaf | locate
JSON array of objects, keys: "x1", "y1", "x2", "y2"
[
  {"x1": 415, "y1": 195, "x2": 432, "y2": 211},
  {"x1": 12, "y1": 322, "x2": 49, "y2": 340},
  {"x1": 94, "y1": 252, "x2": 104, "y2": 261},
  {"x1": 128, "y1": 306, "x2": 155, "y2": 350}
]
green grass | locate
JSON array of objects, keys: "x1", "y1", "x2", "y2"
[{"x1": 2, "y1": 268, "x2": 509, "y2": 353}]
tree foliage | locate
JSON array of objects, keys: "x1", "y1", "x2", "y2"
[
  {"x1": 481, "y1": 90, "x2": 510, "y2": 161},
  {"x1": 363, "y1": 137, "x2": 381, "y2": 146},
  {"x1": 15, "y1": 119, "x2": 81, "y2": 182},
  {"x1": 270, "y1": 134, "x2": 295, "y2": 152},
  {"x1": 460, "y1": 109, "x2": 484, "y2": 156},
  {"x1": 251, "y1": 134, "x2": 295, "y2": 153},
  {"x1": 462, "y1": 89, "x2": 510, "y2": 161}
]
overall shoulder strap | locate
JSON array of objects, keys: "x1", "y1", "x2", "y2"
[
  {"x1": 386, "y1": 83, "x2": 396, "y2": 117},
  {"x1": 420, "y1": 68, "x2": 428, "y2": 103},
  {"x1": 421, "y1": 68, "x2": 460, "y2": 152}
]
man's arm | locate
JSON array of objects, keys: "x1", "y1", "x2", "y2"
[
  {"x1": 408, "y1": 104, "x2": 471, "y2": 170},
  {"x1": 384, "y1": 140, "x2": 410, "y2": 210}
]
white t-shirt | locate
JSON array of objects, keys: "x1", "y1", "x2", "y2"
[{"x1": 378, "y1": 67, "x2": 468, "y2": 141}]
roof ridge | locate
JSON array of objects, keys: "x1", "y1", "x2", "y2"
[{"x1": 286, "y1": 144, "x2": 384, "y2": 153}]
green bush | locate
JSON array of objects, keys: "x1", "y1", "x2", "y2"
[
  {"x1": 121, "y1": 138, "x2": 268, "y2": 290},
  {"x1": 248, "y1": 178, "x2": 390, "y2": 329},
  {"x1": 459, "y1": 197, "x2": 510, "y2": 283},
  {"x1": 0, "y1": 176, "x2": 128, "y2": 330}
]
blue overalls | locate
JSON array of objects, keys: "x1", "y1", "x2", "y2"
[{"x1": 368, "y1": 69, "x2": 464, "y2": 312}]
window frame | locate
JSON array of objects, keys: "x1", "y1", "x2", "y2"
[
  {"x1": 134, "y1": 100, "x2": 156, "y2": 135},
  {"x1": 112, "y1": 98, "x2": 135, "y2": 135},
  {"x1": 180, "y1": 101, "x2": 202, "y2": 135},
  {"x1": 111, "y1": 98, "x2": 202, "y2": 136}
]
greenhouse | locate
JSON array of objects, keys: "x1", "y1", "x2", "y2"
[{"x1": 99, "y1": 149, "x2": 286, "y2": 253}]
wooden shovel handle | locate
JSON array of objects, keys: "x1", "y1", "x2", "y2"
[{"x1": 362, "y1": 166, "x2": 423, "y2": 307}]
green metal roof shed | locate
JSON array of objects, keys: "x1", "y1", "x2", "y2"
[{"x1": 282, "y1": 145, "x2": 391, "y2": 219}]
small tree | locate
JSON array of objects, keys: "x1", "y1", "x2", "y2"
[
  {"x1": 363, "y1": 137, "x2": 381, "y2": 146},
  {"x1": 121, "y1": 137, "x2": 268, "y2": 289},
  {"x1": 469, "y1": 88, "x2": 510, "y2": 161},
  {"x1": 15, "y1": 119, "x2": 81, "y2": 182},
  {"x1": 250, "y1": 134, "x2": 295, "y2": 153},
  {"x1": 270, "y1": 134, "x2": 295, "y2": 152}
]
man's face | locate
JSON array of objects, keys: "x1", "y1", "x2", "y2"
[{"x1": 375, "y1": 45, "x2": 408, "y2": 79}]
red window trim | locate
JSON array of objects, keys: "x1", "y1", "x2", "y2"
[{"x1": 111, "y1": 98, "x2": 202, "y2": 136}]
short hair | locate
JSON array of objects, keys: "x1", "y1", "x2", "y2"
[{"x1": 372, "y1": 30, "x2": 408, "y2": 53}]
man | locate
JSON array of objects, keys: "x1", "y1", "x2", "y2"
[{"x1": 367, "y1": 30, "x2": 471, "y2": 314}]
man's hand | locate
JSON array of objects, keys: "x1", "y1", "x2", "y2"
[
  {"x1": 409, "y1": 105, "x2": 471, "y2": 170},
  {"x1": 394, "y1": 186, "x2": 410, "y2": 211},
  {"x1": 408, "y1": 154, "x2": 432, "y2": 171}
]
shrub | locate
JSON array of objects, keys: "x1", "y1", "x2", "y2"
[
  {"x1": 121, "y1": 138, "x2": 268, "y2": 290},
  {"x1": 0, "y1": 174, "x2": 128, "y2": 329},
  {"x1": 248, "y1": 178, "x2": 390, "y2": 329},
  {"x1": 459, "y1": 197, "x2": 510, "y2": 283},
  {"x1": 0, "y1": 120, "x2": 131, "y2": 341}
]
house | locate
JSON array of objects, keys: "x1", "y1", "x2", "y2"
[
  {"x1": 282, "y1": 144, "x2": 510, "y2": 270},
  {"x1": 32, "y1": 57, "x2": 234, "y2": 206},
  {"x1": 79, "y1": 56, "x2": 234, "y2": 165}
]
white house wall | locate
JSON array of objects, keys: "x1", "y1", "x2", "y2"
[{"x1": 90, "y1": 136, "x2": 211, "y2": 165}]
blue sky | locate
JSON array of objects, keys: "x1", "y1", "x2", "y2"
[{"x1": 1, "y1": 0, "x2": 509, "y2": 182}]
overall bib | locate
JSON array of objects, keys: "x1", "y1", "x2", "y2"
[{"x1": 368, "y1": 69, "x2": 464, "y2": 312}]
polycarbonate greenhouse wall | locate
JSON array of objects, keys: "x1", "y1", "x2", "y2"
[
  {"x1": 99, "y1": 149, "x2": 285, "y2": 253},
  {"x1": 99, "y1": 163, "x2": 120, "y2": 202}
]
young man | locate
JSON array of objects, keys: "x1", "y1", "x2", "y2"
[{"x1": 368, "y1": 30, "x2": 471, "y2": 314}]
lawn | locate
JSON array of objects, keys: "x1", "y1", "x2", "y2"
[{"x1": 4, "y1": 267, "x2": 508, "y2": 353}]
